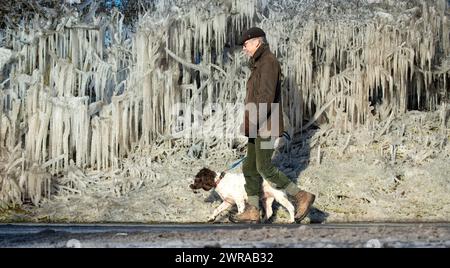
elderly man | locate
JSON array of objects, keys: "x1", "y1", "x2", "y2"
[{"x1": 233, "y1": 27, "x2": 315, "y2": 223}]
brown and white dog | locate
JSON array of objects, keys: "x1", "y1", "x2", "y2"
[{"x1": 190, "y1": 168, "x2": 295, "y2": 223}]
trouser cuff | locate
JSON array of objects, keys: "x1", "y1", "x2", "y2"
[
  {"x1": 247, "y1": 196, "x2": 259, "y2": 209},
  {"x1": 285, "y1": 182, "x2": 301, "y2": 197}
]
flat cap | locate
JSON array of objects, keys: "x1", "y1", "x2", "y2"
[{"x1": 238, "y1": 27, "x2": 266, "y2": 45}]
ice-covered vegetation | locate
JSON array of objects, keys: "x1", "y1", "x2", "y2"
[{"x1": 0, "y1": 0, "x2": 449, "y2": 222}]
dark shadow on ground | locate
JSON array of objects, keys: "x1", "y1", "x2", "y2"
[
  {"x1": 269, "y1": 123, "x2": 329, "y2": 224},
  {"x1": 273, "y1": 124, "x2": 320, "y2": 184},
  {"x1": 308, "y1": 207, "x2": 329, "y2": 224}
]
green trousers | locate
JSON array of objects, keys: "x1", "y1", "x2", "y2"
[{"x1": 242, "y1": 137, "x2": 300, "y2": 208}]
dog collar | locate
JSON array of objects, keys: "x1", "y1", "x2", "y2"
[{"x1": 214, "y1": 171, "x2": 226, "y2": 187}]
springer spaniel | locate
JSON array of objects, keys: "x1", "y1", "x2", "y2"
[{"x1": 190, "y1": 168, "x2": 295, "y2": 223}]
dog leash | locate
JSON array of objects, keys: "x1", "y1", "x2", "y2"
[
  {"x1": 281, "y1": 131, "x2": 291, "y2": 141},
  {"x1": 217, "y1": 133, "x2": 290, "y2": 185},
  {"x1": 218, "y1": 156, "x2": 247, "y2": 182}
]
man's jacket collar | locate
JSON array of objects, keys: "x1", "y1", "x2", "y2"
[{"x1": 249, "y1": 44, "x2": 269, "y2": 68}]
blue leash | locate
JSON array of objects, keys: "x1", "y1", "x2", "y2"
[
  {"x1": 219, "y1": 157, "x2": 246, "y2": 180},
  {"x1": 218, "y1": 133, "x2": 290, "y2": 180},
  {"x1": 226, "y1": 157, "x2": 247, "y2": 171}
]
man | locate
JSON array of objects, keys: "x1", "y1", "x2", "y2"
[{"x1": 233, "y1": 27, "x2": 315, "y2": 223}]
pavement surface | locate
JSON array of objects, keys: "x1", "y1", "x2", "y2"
[{"x1": 0, "y1": 223, "x2": 449, "y2": 248}]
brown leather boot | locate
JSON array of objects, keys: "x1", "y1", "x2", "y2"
[
  {"x1": 230, "y1": 204, "x2": 260, "y2": 223},
  {"x1": 293, "y1": 190, "x2": 315, "y2": 222}
]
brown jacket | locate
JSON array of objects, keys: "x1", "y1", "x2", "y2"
[{"x1": 243, "y1": 44, "x2": 284, "y2": 138}]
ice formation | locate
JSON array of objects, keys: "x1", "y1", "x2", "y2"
[{"x1": 0, "y1": 0, "x2": 448, "y2": 211}]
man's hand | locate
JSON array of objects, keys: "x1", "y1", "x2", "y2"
[{"x1": 274, "y1": 131, "x2": 291, "y2": 150}]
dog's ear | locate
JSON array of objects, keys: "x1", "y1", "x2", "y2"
[
  {"x1": 201, "y1": 178, "x2": 215, "y2": 191},
  {"x1": 202, "y1": 185, "x2": 213, "y2": 191}
]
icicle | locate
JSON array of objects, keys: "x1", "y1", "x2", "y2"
[{"x1": 2, "y1": 0, "x2": 450, "y2": 209}]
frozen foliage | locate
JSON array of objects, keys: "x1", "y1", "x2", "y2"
[
  {"x1": 12, "y1": 109, "x2": 449, "y2": 223},
  {"x1": 0, "y1": 48, "x2": 12, "y2": 70},
  {"x1": 0, "y1": 0, "x2": 449, "y2": 222},
  {"x1": 283, "y1": 109, "x2": 450, "y2": 222}
]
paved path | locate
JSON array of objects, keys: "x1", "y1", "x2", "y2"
[{"x1": 1, "y1": 223, "x2": 449, "y2": 247}]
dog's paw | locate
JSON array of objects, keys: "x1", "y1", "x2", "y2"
[{"x1": 207, "y1": 216, "x2": 216, "y2": 222}]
